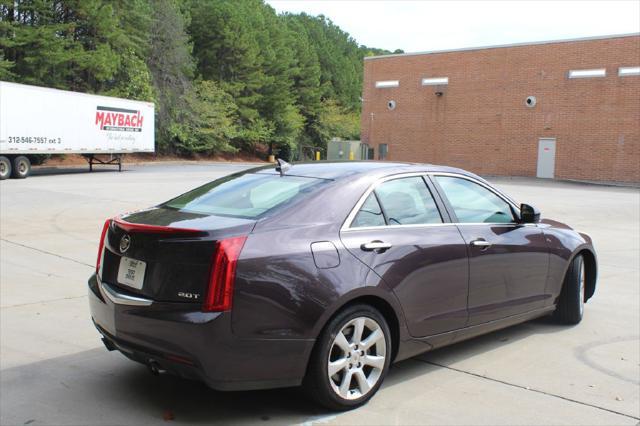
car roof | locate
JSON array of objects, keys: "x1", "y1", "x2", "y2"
[{"x1": 254, "y1": 161, "x2": 480, "y2": 180}]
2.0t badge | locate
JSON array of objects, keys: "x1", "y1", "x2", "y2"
[{"x1": 119, "y1": 234, "x2": 131, "y2": 254}]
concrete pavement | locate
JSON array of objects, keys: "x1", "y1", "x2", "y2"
[{"x1": 1, "y1": 163, "x2": 638, "y2": 425}]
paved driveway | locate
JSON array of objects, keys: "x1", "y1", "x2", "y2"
[{"x1": 1, "y1": 163, "x2": 638, "y2": 425}]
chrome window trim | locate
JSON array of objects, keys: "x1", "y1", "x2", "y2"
[
  {"x1": 341, "y1": 171, "x2": 522, "y2": 232},
  {"x1": 344, "y1": 223, "x2": 458, "y2": 232}
]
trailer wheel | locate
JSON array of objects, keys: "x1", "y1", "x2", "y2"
[
  {"x1": 0, "y1": 156, "x2": 11, "y2": 180},
  {"x1": 11, "y1": 156, "x2": 31, "y2": 179}
]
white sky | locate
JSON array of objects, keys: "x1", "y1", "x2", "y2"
[{"x1": 266, "y1": 0, "x2": 640, "y2": 53}]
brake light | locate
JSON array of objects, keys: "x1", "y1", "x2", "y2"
[
  {"x1": 203, "y1": 236, "x2": 247, "y2": 312},
  {"x1": 96, "y1": 219, "x2": 111, "y2": 274},
  {"x1": 113, "y1": 217, "x2": 202, "y2": 234}
]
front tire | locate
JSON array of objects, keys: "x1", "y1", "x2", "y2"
[
  {"x1": 11, "y1": 155, "x2": 31, "y2": 179},
  {"x1": 0, "y1": 156, "x2": 11, "y2": 180},
  {"x1": 304, "y1": 304, "x2": 391, "y2": 411},
  {"x1": 554, "y1": 255, "x2": 585, "y2": 324}
]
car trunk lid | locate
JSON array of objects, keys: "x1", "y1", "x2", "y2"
[{"x1": 99, "y1": 207, "x2": 255, "y2": 304}]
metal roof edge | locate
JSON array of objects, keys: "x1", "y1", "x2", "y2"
[{"x1": 364, "y1": 32, "x2": 640, "y2": 61}]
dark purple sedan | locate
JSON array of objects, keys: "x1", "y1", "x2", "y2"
[{"x1": 88, "y1": 161, "x2": 597, "y2": 410}]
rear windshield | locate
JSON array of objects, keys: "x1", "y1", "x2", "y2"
[{"x1": 163, "y1": 173, "x2": 327, "y2": 218}]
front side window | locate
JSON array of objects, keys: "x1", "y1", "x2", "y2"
[{"x1": 435, "y1": 176, "x2": 514, "y2": 223}]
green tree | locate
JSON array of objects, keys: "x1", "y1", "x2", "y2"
[
  {"x1": 0, "y1": 51, "x2": 14, "y2": 79},
  {"x1": 0, "y1": 0, "x2": 152, "y2": 97},
  {"x1": 360, "y1": 45, "x2": 398, "y2": 58},
  {"x1": 283, "y1": 14, "x2": 322, "y2": 147},
  {"x1": 286, "y1": 13, "x2": 362, "y2": 110},
  {"x1": 315, "y1": 99, "x2": 360, "y2": 143},
  {"x1": 105, "y1": 49, "x2": 153, "y2": 100},
  {"x1": 189, "y1": 0, "x2": 308, "y2": 152},
  {"x1": 146, "y1": 0, "x2": 194, "y2": 152},
  {"x1": 282, "y1": 12, "x2": 392, "y2": 148},
  {"x1": 169, "y1": 80, "x2": 239, "y2": 155},
  {"x1": 190, "y1": 0, "x2": 270, "y2": 148},
  {"x1": 254, "y1": 3, "x2": 302, "y2": 149},
  {"x1": 104, "y1": 0, "x2": 154, "y2": 99}
]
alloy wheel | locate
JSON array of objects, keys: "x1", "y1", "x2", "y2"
[{"x1": 327, "y1": 316, "x2": 386, "y2": 400}]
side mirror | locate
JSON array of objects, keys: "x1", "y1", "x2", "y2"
[{"x1": 520, "y1": 203, "x2": 540, "y2": 224}]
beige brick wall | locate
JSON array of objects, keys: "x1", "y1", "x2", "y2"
[{"x1": 361, "y1": 35, "x2": 640, "y2": 183}]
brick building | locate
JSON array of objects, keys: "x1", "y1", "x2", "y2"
[{"x1": 360, "y1": 33, "x2": 640, "y2": 183}]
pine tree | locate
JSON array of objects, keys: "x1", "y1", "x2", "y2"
[
  {"x1": 190, "y1": 0, "x2": 271, "y2": 148},
  {"x1": 146, "y1": 0, "x2": 195, "y2": 152},
  {"x1": 254, "y1": 2, "x2": 302, "y2": 149},
  {"x1": 0, "y1": 0, "x2": 153, "y2": 98},
  {"x1": 283, "y1": 14, "x2": 323, "y2": 147}
]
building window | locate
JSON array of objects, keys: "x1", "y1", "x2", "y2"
[
  {"x1": 619, "y1": 66, "x2": 640, "y2": 77},
  {"x1": 421, "y1": 77, "x2": 449, "y2": 86},
  {"x1": 375, "y1": 80, "x2": 399, "y2": 88},
  {"x1": 568, "y1": 68, "x2": 606, "y2": 79}
]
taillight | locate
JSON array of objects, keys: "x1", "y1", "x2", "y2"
[
  {"x1": 96, "y1": 219, "x2": 111, "y2": 275},
  {"x1": 203, "y1": 236, "x2": 247, "y2": 312}
]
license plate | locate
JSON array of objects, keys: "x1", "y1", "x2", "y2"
[{"x1": 117, "y1": 256, "x2": 147, "y2": 290}]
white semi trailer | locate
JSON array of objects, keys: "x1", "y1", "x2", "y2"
[{"x1": 0, "y1": 81, "x2": 154, "y2": 179}]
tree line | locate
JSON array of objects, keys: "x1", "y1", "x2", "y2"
[{"x1": 0, "y1": 0, "x2": 400, "y2": 158}]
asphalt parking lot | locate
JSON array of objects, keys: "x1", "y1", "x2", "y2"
[{"x1": 1, "y1": 162, "x2": 638, "y2": 425}]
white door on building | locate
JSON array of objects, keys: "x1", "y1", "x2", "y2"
[{"x1": 536, "y1": 138, "x2": 556, "y2": 178}]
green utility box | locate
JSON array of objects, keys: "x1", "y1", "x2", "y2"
[{"x1": 327, "y1": 140, "x2": 370, "y2": 160}]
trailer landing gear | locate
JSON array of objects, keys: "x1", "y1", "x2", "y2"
[{"x1": 83, "y1": 154, "x2": 123, "y2": 172}]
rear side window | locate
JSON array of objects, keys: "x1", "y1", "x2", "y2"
[
  {"x1": 375, "y1": 177, "x2": 442, "y2": 225},
  {"x1": 350, "y1": 176, "x2": 442, "y2": 227},
  {"x1": 351, "y1": 194, "x2": 385, "y2": 228},
  {"x1": 435, "y1": 176, "x2": 514, "y2": 223},
  {"x1": 164, "y1": 173, "x2": 326, "y2": 218}
]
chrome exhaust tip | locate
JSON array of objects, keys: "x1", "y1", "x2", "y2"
[{"x1": 148, "y1": 360, "x2": 166, "y2": 376}]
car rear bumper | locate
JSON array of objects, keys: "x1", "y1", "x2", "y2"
[{"x1": 88, "y1": 273, "x2": 315, "y2": 391}]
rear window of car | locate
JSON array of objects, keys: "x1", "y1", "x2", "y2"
[{"x1": 163, "y1": 173, "x2": 326, "y2": 218}]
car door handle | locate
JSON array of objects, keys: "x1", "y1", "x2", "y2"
[
  {"x1": 361, "y1": 241, "x2": 392, "y2": 252},
  {"x1": 470, "y1": 239, "x2": 491, "y2": 249}
]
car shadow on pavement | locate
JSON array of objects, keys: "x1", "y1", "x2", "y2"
[
  {"x1": 0, "y1": 318, "x2": 569, "y2": 425},
  {"x1": 382, "y1": 316, "x2": 569, "y2": 389}
]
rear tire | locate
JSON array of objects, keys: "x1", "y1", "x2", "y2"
[
  {"x1": 0, "y1": 156, "x2": 11, "y2": 180},
  {"x1": 553, "y1": 255, "x2": 585, "y2": 324},
  {"x1": 11, "y1": 155, "x2": 31, "y2": 179},
  {"x1": 303, "y1": 304, "x2": 391, "y2": 411}
]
